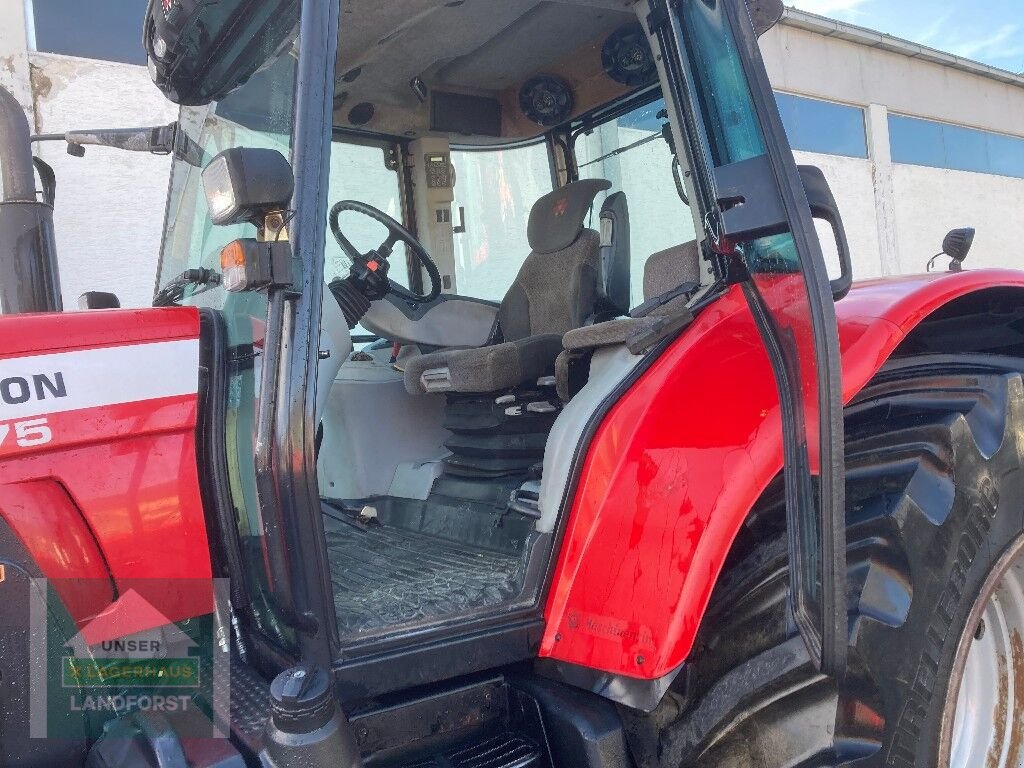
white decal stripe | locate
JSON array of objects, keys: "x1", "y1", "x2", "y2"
[{"x1": 0, "y1": 339, "x2": 200, "y2": 421}]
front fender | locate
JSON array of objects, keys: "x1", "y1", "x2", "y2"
[{"x1": 541, "y1": 269, "x2": 1024, "y2": 684}]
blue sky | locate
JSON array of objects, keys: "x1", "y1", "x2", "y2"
[{"x1": 791, "y1": 0, "x2": 1024, "y2": 73}]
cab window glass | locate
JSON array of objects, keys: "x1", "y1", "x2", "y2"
[
  {"x1": 451, "y1": 142, "x2": 552, "y2": 301},
  {"x1": 324, "y1": 140, "x2": 409, "y2": 288},
  {"x1": 156, "y1": 51, "x2": 298, "y2": 654},
  {"x1": 575, "y1": 98, "x2": 700, "y2": 307}
]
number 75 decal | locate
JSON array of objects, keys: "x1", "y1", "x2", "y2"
[{"x1": 0, "y1": 417, "x2": 53, "y2": 449}]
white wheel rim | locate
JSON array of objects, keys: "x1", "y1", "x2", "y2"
[{"x1": 943, "y1": 539, "x2": 1024, "y2": 768}]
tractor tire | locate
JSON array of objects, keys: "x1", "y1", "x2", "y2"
[{"x1": 635, "y1": 355, "x2": 1024, "y2": 768}]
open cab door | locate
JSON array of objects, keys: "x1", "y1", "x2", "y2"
[{"x1": 650, "y1": 0, "x2": 847, "y2": 675}]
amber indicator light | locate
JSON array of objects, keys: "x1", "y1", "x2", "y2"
[{"x1": 220, "y1": 240, "x2": 247, "y2": 270}]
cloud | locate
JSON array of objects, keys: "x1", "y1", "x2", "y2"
[
  {"x1": 951, "y1": 24, "x2": 1024, "y2": 60},
  {"x1": 790, "y1": 0, "x2": 871, "y2": 19},
  {"x1": 914, "y1": 11, "x2": 954, "y2": 47},
  {"x1": 926, "y1": 23, "x2": 1024, "y2": 67}
]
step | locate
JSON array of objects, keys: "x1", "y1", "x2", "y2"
[{"x1": 391, "y1": 731, "x2": 544, "y2": 768}]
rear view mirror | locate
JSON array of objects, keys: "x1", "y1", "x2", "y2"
[
  {"x1": 747, "y1": 0, "x2": 785, "y2": 37},
  {"x1": 799, "y1": 165, "x2": 852, "y2": 301},
  {"x1": 144, "y1": 0, "x2": 299, "y2": 106}
]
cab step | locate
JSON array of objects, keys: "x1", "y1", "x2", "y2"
[
  {"x1": 355, "y1": 679, "x2": 552, "y2": 768},
  {"x1": 389, "y1": 731, "x2": 544, "y2": 768}
]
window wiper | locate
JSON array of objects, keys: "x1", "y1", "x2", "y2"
[{"x1": 153, "y1": 268, "x2": 221, "y2": 307}]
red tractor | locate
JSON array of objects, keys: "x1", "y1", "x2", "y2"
[{"x1": 0, "y1": 0, "x2": 1020, "y2": 766}]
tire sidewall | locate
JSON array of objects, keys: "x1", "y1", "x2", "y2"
[{"x1": 882, "y1": 433, "x2": 1024, "y2": 767}]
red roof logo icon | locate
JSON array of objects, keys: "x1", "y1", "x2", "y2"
[{"x1": 71, "y1": 589, "x2": 181, "y2": 649}]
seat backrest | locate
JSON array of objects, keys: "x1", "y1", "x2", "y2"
[
  {"x1": 497, "y1": 179, "x2": 611, "y2": 341},
  {"x1": 643, "y1": 240, "x2": 701, "y2": 301},
  {"x1": 597, "y1": 191, "x2": 631, "y2": 319}
]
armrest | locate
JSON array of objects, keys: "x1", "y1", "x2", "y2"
[{"x1": 562, "y1": 318, "x2": 661, "y2": 352}]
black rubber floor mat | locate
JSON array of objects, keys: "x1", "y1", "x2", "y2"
[{"x1": 325, "y1": 518, "x2": 527, "y2": 638}]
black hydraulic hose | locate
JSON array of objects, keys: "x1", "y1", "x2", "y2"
[{"x1": 0, "y1": 86, "x2": 36, "y2": 202}]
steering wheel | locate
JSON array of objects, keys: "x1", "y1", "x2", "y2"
[{"x1": 328, "y1": 200, "x2": 442, "y2": 304}]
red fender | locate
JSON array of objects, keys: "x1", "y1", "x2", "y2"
[
  {"x1": 541, "y1": 269, "x2": 1024, "y2": 682},
  {"x1": 0, "y1": 307, "x2": 212, "y2": 627}
]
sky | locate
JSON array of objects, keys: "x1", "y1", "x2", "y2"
[{"x1": 790, "y1": 0, "x2": 1024, "y2": 74}]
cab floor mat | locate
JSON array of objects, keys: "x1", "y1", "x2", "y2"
[{"x1": 325, "y1": 516, "x2": 527, "y2": 638}]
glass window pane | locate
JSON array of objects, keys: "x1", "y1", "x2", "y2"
[
  {"x1": 576, "y1": 98, "x2": 699, "y2": 307},
  {"x1": 988, "y1": 133, "x2": 1024, "y2": 179},
  {"x1": 889, "y1": 115, "x2": 946, "y2": 169},
  {"x1": 450, "y1": 143, "x2": 552, "y2": 301},
  {"x1": 32, "y1": 0, "x2": 148, "y2": 65},
  {"x1": 324, "y1": 142, "x2": 408, "y2": 289},
  {"x1": 944, "y1": 123, "x2": 989, "y2": 174},
  {"x1": 679, "y1": 0, "x2": 765, "y2": 166},
  {"x1": 890, "y1": 114, "x2": 1024, "y2": 180},
  {"x1": 156, "y1": 50, "x2": 299, "y2": 653},
  {"x1": 674, "y1": 0, "x2": 843, "y2": 670},
  {"x1": 775, "y1": 93, "x2": 867, "y2": 159}
]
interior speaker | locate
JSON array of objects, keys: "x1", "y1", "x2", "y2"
[
  {"x1": 602, "y1": 23, "x2": 657, "y2": 87},
  {"x1": 348, "y1": 102, "x2": 375, "y2": 126},
  {"x1": 518, "y1": 75, "x2": 574, "y2": 127}
]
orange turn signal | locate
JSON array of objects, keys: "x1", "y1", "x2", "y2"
[{"x1": 220, "y1": 240, "x2": 247, "y2": 270}]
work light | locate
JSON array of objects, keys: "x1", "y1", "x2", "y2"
[{"x1": 201, "y1": 148, "x2": 294, "y2": 228}]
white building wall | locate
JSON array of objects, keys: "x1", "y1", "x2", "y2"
[
  {"x1": 762, "y1": 18, "x2": 1024, "y2": 281},
  {"x1": 891, "y1": 165, "x2": 1024, "y2": 275},
  {"x1": 760, "y1": 21, "x2": 1024, "y2": 138},
  {"x1": 29, "y1": 53, "x2": 177, "y2": 308},
  {"x1": 792, "y1": 150, "x2": 881, "y2": 279}
]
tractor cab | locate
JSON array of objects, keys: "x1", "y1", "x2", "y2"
[
  {"x1": 156, "y1": 0, "x2": 720, "y2": 653},
  {"x1": 152, "y1": 0, "x2": 845, "y2": 695}
]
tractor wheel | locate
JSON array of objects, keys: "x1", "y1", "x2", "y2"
[{"x1": 636, "y1": 355, "x2": 1024, "y2": 768}]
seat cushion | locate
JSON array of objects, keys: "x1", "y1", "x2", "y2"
[{"x1": 404, "y1": 334, "x2": 564, "y2": 395}]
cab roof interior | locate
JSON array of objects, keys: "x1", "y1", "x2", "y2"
[{"x1": 334, "y1": 0, "x2": 645, "y2": 144}]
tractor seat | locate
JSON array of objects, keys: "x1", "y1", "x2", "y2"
[{"x1": 404, "y1": 178, "x2": 625, "y2": 395}]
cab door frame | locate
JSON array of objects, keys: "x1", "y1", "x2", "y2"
[{"x1": 649, "y1": 0, "x2": 846, "y2": 675}]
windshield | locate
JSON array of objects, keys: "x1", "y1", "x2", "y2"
[
  {"x1": 156, "y1": 55, "x2": 296, "y2": 295},
  {"x1": 155, "y1": 49, "x2": 299, "y2": 653}
]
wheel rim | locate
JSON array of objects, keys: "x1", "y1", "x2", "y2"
[{"x1": 942, "y1": 535, "x2": 1024, "y2": 767}]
